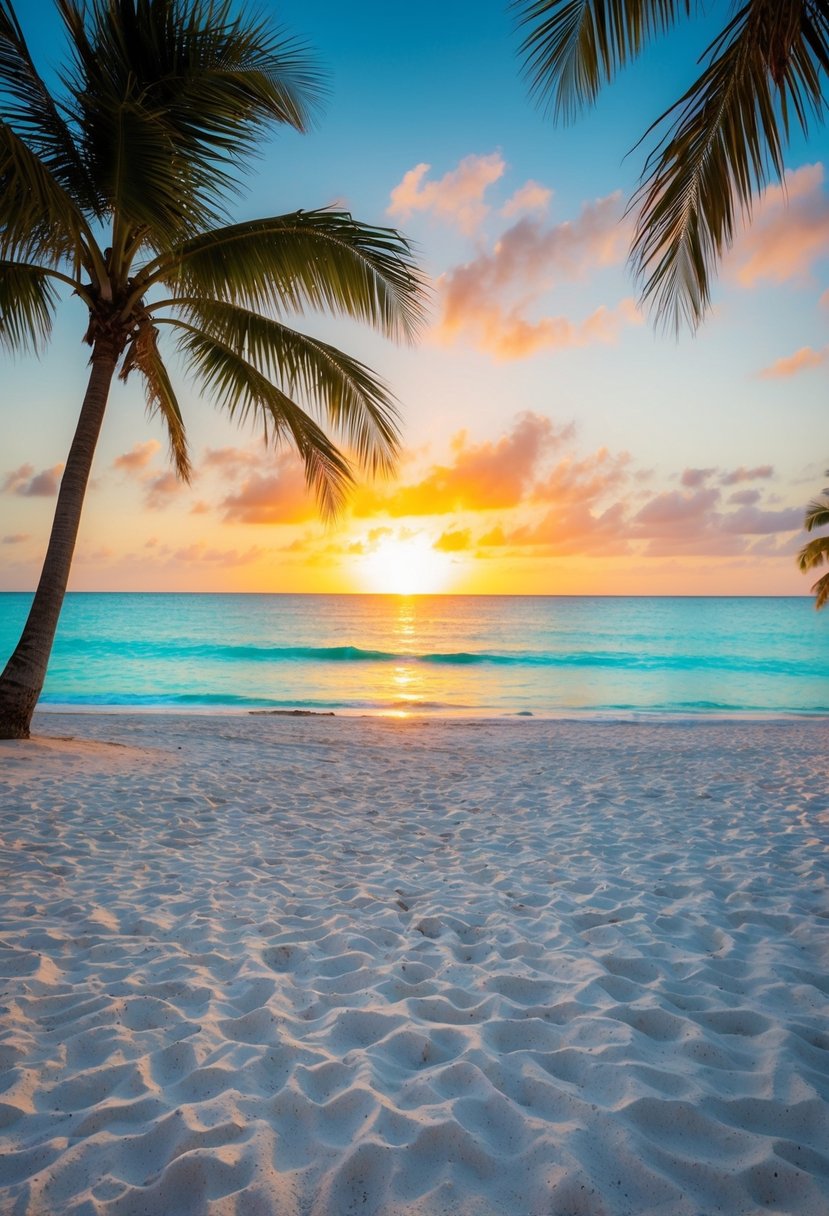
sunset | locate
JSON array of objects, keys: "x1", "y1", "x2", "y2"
[{"x1": 1, "y1": 3, "x2": 828, "y2": 1215}]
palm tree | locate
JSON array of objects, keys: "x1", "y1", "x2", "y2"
[
  {"x1": 798, "y1": 473, "x2": 829, "y2": 608},
  {"x1": 0, "y1": 0, "x2": 424, "y2": 738},
  {"x1": 514, "y1": 1, "x2": 828, "y2": 331}
]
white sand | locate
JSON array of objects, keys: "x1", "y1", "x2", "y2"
[{"x1": 1, "y1": 713, "x2": 828, "y2": 1216}]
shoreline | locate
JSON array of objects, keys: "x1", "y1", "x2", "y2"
[
  {"x1": 2, "y1": 713, "x2": 828, "y2": 1215},
  {"x1": 29, "y1": 701, "x2": 829, "y2": 722}
]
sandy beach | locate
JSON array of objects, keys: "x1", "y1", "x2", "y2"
[{"x1": 1, "y1": 712, "x2": 828, "y2": 1215}]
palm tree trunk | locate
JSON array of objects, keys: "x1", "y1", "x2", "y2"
[{"x1": 0, "y1": 337, "x2": 119, "y2": 738}]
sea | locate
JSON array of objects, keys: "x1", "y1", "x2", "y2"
[{"x1": 0, "y1": 593, "x2": 827, "y2": 718}]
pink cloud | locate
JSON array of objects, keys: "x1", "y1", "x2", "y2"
[
  {"x1": 437, "y1": 194, "x2": 637, "y2": 358},
  {"x1": 2, "y1": 533, "x2": 30, "y2": 544},
  {"x1": 681, "y1": 467, "x2": 716, "y2": 487},
  {"x1": 144, "y1": 470, "x2": 182, "y2": 509},
  {"x1": 501, "y1": 181, "x2": 552, "y2": 218},
  {"x1": 113, "y1": 440, "x2": 161, "y2": 473},
  {"x1": 387, "y1": 153, "x2": 505, "y2": 234},
  {"x1": 2, "y1": 463, "x2": 63, "y2": 497},
  {"x1": 719, "y1": 465, "x2": 774, "y2": 485},
  {"x1": 731, "y1": 164, "x2": 829, "y2": 286},
  {"x1": 201, "y1": 446, "x2": 264, "y2": 476},
  {"x1": 221, "y1": 451, "x2": 316, "y2": 524},
  {"x1": 760, "y1": 346, "x2": 828, "y2": 379}
]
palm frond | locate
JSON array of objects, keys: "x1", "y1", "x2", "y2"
[
  {"x1": 58, "y1": 0, "x2": 323, "y2": 243},
  {"x1": 0, "y1": 259, "x2": 60, "y2": 353},
  {"x1": 811, "y1": 570, "x2": 829, "y2": 610},
  {"x1": 0, "y1": 0, "x2": 97, "y2": 208},
  {"x1": 143, "y1": 211, "x2": 426, "y2": 343},
  {"x1": 0, "y1": 121, "x2": 93, "y2": 265},
  {"x1": 797, "y1": 533, "x2": 829, "y2": 571},
  {"x1": 514, "y1": 0, "x2": 692, "y2": 120},
  {"x1": 120, "y1": 320, "x2": 191, "y2": 481},
  {"x1": 166, "y1": 299, "x2": 400, "y2": 475},
  {"x1": 159, "y1": 317, "x2": 355, "y2": 518},
  {"x1": 631, "y1": 0, "x2": 829, "y2": 330},
  {"x1": 803, "y1": 477, "x2": 829, "y2": 531}
]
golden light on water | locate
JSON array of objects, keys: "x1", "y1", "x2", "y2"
[{"x1": 358, "y1": 535, "x2": 454, "y2": 595}]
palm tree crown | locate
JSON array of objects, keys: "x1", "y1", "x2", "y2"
[
  {"x1": 0, "y1": 0, "x2": 425, "y2": 737},
  {"x1": 798, "y1": 473, "x2": 829, "y2": 608},
  {"x1": 514, "y1": 0, "x2": 829, "y2": 331}
]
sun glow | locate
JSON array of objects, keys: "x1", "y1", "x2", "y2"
[{"x1": 358, "y1": 535, "x2": 454, "y2": 595}]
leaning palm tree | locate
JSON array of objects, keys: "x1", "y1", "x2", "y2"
[
  {"x1": 798, "y1": 473, "x2": 829, "y2": 609},
  {"x1": 514, "y1": 1, "x2": 828, "y2": 330},
  {"x1": 0, "y1": 0, "x2": 424, "y2": 738}
]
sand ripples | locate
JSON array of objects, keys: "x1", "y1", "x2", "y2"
[{"x1": 1, "y1": 716, "x2": 828, "y2": 1214}]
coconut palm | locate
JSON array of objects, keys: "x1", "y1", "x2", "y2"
[
  {"x1": 798, "y1": 473, "x2": 829, "y2": 608},
  {"x1": 514, "y1": 1, "x2": 829, "y2": 330},
  {"x1": 0, "y1": 0, "x2": 424, "y2": 738}
]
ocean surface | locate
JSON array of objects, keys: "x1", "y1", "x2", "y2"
[{"x1": 1, "y1": 593, "x2": 827, "y2": 717}]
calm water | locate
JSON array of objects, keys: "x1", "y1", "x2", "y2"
[{"x1": 1, "y1": 593, "x2": 827, "y2": 717}]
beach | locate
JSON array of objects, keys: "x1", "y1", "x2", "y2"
[{"x1": 1, "y1": 712, "x2": 828, "y2": 1215}]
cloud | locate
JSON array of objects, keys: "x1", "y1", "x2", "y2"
[
  {"x1": 168, "y1": 543, "x2": 267, "y2": 566},
  {"x1": 433, "y1": 527, "x2": 471, "y2": 552},
  {"x1": 113, "y1": 440, "x2": 161, "y2": 473},
  {"x1": 201, "y1": 446, "x2": 265, "y2": 477},
  {"x1": 387, "y1": 153, "x2": 505, "y2": 233},
  {"x1": 355, "y1": 412, "x2": 574, "y2": 517},
  {"x1": 144, "y1": 470, "x2": 183, "y2": 509},
  {"x1": 731, "y1": 163, "x2": 829, "y2": 286},
  {"x1": 501, "y1": 181, "x2": 552, "y2": 218},
  {"x1": 681, "y1": 467, "x2": 716, "y2": 487},
  {"x1": 221, "y1": 451, "x2": 316, "y2": 524},
  {"x1": 728, "y1": 488, "x2": 761, "y2": 506},
  {"x1": 2, "y1": 463, "x2": 63, "y2": 496},
  {"x1": 719, "y1": 465, "x2": 774, "y2": 485},
  {"x1": 760, "y1": 345, "x2": 829, "y2": 379},
  {"x1": 2, "y1": 533, "x2": 29, "y2": 544},
  {"x1": 436, "y1": 194, "x2": 637, "y2": 358}
]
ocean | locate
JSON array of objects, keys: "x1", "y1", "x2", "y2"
[{"x1": 0, "y1": 593, "x2": 827, "y2": 717}]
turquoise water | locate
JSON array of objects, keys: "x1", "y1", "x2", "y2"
[{"x1": 1, "y1": 593, "x2": 827, "y2": 716}]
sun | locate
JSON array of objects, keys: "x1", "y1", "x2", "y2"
[{"x1": 358, "y1": 535, "x2": 453, "y2": 595}]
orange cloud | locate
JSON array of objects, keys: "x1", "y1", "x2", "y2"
[
  {"x1": 354, "y1": 412, "x2": 574, "y2": 516},
  {"x1": 437, "y1": 195, "x2": 637, "y2": 358},
  {"x1": 760, "y1": 345, "x2": 829, "y2": 379},
  {"x1": 731, "y1": 164, "x2": 829, "y2": 286},
  {"x1": 2, "y1": 533, "x2": 29, "y2": 544},
  {"x1": 433, "y1": 527, "x2": 471, "y2": 552},
  {"x1": 387, "y1": 153, "x2": 505, "y2": 234}
]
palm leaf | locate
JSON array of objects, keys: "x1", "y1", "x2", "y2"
[
  {"x1": 159, "y1": 317, "x2": 355, "y2": 518},
  {"x1": 811, "y1": 570, "x2": 829, "y2": 610},
  {"x1": 120, "y1": 320, "x2": 191, "y2": 481},
  {"x1": 0, "y1": 121, "x2": 92, "y2": 265},
  {"x1": 803, "y1": 476, "x2": 829, "y2": 532},
  {"x1": 632, "y1": 0, "x2": 828, "y2": 330},
  {"x1": 165, "y1": 298, "x2": 400, "y2": 475},
  {"x1": 58, "y1": 0, "x2": 322, "y2": 244},
  {"x1": 141, "y1": 210, "x2": 425, "y2": 344},
  {"x1": 514, "y1": 0, "x2": 692, "y2": 120},
  {"x1": 0, "y1": 0, "x2": 97, "y2": 207},
  {"x1": 797, "y1": 533, "x2": 829, "y2": 571},
  {"x1": 0, "y1": 259, "x2": 60, "y2": 352}
]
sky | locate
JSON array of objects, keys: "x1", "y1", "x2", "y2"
[{"x1": 1, "y1": 0, "x2": 828, "y2": 596}]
